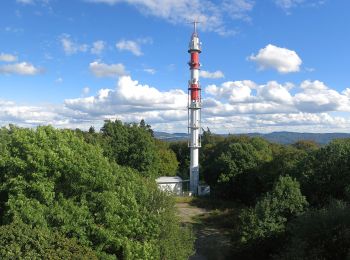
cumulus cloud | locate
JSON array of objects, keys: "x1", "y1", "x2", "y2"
[
  {"x1": 89, "y1": 61, "x2": 127, "y2": 77},
  {"x1": 205, "y1": 79, "x2": 350, "y2": 117},
  {"x1": 294, "y1": 80, "x2": 350, "y2": 112},
  {"x1": 249, "y1": 44, "x2": 302, "y2": 73},
  {"x1": 115, "y1": 37, "x2": 152, "y2": 56},
  {"x1": 91, "y1": 40, "x2": 105, "y2": 55},
  {"x1": 200, "y1": 70, "x2": 225, "y2": 79},
  {"x1": 206, "y1": 80, "x2": 256, "y2": 103},
  {"x1": 0, "y1": 62, "x2": 41, "y2": 75},
  {"x1": 65, "y1": 76, "x2": 187, "y2": 116},
  {"x1": 0, "y1": 53, "x2": 18, "y2": 62},
  {"x1": 60, "y1": 34, "x2": 89, "y2": 55},
  {"x1": 2, "y1": 73, "x2": 350, "y2": 133},
  {"x1": 86, "y1": 0, "x2": 255, "y2": 35}
]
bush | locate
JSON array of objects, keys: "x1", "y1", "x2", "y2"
[
  {"x1": 298, "y1": 139, "x2": 350, "y2": 206},
  {"x1": 0, "y1": 126, "x2": 193, "y2": 259},
  {"x1": 202, "y1": 136, "x2": 273, "y2": 200},
  {"x1": 0, "y1": 220, "x2": 97, "y2": 259},
  {"x1": 277, "y1": 200, "x2": 350, "y2": 260},
  {"x1": 100, "y1": 120, "x2": 160, "y2": 177},
  {"x1": 234, "y1": 176, "x2": 308, "y2": 259}
]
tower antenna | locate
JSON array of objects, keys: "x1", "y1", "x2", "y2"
[{"x1": 187, "y1": 20, "x2": 201, "y2": 195}]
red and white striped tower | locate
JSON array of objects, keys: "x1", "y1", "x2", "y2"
[{"x1": 188, "y1": 22, "x2": 201, "y2": 195}]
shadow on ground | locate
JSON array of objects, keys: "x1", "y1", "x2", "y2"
[{"x1": 176, "y1": 199, "x2": 238, "y2": 260}]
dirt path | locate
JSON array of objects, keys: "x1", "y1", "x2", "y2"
[{"x1": 176, "y1": 202, "x2": 233, "y2": 260}]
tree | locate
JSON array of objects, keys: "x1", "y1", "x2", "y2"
[
  {"x1": 169, "y1": 141, "x2": 190, "y2": 179},
  {"x1": 239, "y1": 176, "x2": 308, "y2": 243},
  {"x1": 0, "y1": 220, "x2": 98, "y2": 259},
  {"x1": 298, "y1": 139, "x2": 350, "y2": 206},
  {"x1": 235, "y1": 176, "x2": 308, "y2": 259},
  {"x1": 139, "y1": 119, "x2": 154, "y2": 137},
  {"x1": 202, "y1": 136, "x2": 273, "y2": 200},
  {"x1": 277, "y1": 200, "x2": 350, "y2": 260},
  {"x1": 154, "y1": 140, "x2": 178, "y2": 176},
  {"x1": 0, "y1": 126, "x2": 194, "y2": 259},
  {"x1": 101, "y1": 120, "x2": 160, "y2": 177}
]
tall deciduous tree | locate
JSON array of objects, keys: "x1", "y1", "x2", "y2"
[{"x1": 0, "y1": 126, "x2": 193, "y2": 259}]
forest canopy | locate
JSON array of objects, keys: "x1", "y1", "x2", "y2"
[
  {"x1": 169, "y1": 129, "x2": 350, "y2": 259},
  {"x1": 0, "y1": 122, "x2": 193, "y2": 259}
]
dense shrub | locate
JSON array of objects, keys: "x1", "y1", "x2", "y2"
[
  {"x1": 234, "y1": 176, "x2": 308, "y2": 259},
  {"x1": 277, "y1": 200, "x2": 350, "y2": 260},
  {"x1": 0, "y1": 220, "x2": 97, "y2": 259},
  {"x1": 0, "y1": 126, "x2": 193, "y2": 259},
  {"x1": 202, "y1": 136, "x2": 273, "y2": 200},
  {"x1": 169, "y1": 141, "x2": 190, "y2": 179},
  {"x1": 100, "y1": 120, "x2": 161, "y2": 177},
  {"x1": 298, "y1": 139, "x2": 350, "y2": 206}
]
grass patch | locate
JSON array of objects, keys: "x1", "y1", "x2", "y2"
[
  {"x1": 193, "y1": 208, "x2": 239, "y2": 229},
  {"x1": 189, "y1": 197, "x2": 239, "y2": 210},
  {"x1": 174, "y1": 196, "x2": 194, "y2": 203}
]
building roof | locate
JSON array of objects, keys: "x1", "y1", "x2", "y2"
[{"x1": 156, "y1": 176, "x2": 183, "y2": 183}]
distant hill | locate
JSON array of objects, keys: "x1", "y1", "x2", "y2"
[
  {"x1": 153, "y1": 132, "x2": 188, "y2": 142},
  {"x1": 154, "y1": 131, "x2": 350, "y2": 145}
]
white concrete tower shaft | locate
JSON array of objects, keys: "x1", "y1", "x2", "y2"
[{"x1": 188, "y1": 22, "x2": 201, "y2": 195}]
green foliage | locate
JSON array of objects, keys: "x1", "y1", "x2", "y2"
[
  {"x1": 234, "y1": 176, "x2": 308, "y2": 259},
  {"x1": 169, "y1": 141, "x2": 190, "y2": 179},
  {"x1": 292, "y1": 139, "x2": 320, "y2": 151},
  {"x1": 298, "y1": 138, "x2": 350, "y2": 206},
  {"x1": 0, "y1": 125, "x2": 193, "y2": 259},
  {"x1": 277, "y1": 200, "x2": 350, "y2": 260},
  {"x1": 100, "y1": 119, "x2": 160, "y2": 177},
  {"x1": 154, "y1": 140, "x2": 178, "y2": 176},
  {"x1": 0, "y1": 219, "x2": 97, "y2": 259},
  {"x1": 239, "y1": 176, "x2": 308, "y2": 243},
  {"x1": 202, "y1": 136, "x2": 273, "y2": 200}
]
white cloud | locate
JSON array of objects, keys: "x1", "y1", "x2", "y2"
[
  {"x1": 205, "y1": 79, "x2": 350, "y2": 118},
  {"x1": 89, "y1": 61, "x2": 127, "y2": 77},
  {"x1": 144, "y1": 68, "x2": 156, "y2": 74},
  {"x1": 86, "y1": 0, "x2": 255, "y2": 35},
  {"x1": 60, "y1": 34, "x2": 88, "y2": 55},
  {"x1": 0, "y1": 53, "x2": 18, "y2": 62},
  {"x1": 65, "y1": 76, "x2": 187, "y2": 116},
  {"x1": 249, "y1": 44, "x2": 302, "y2": 73},
  {"x1": 257, "y1": 81, "x2": 293, "y2": 105},
  {"x1": 0, "y1": 62, "x2": 41, "y2": 75},
  {"x1": 2, "y1": 72, "x2": 350, "y2": 133},
  {"x1": 206, "y1": 80, "x2": 255, "y2": 103},
  {"x1": 222, "y1": 0, "x2": 254, "y2": 21},
  {"x1": 294, "y1": 80, "x2": 350, "y2": 112},
  {"x1": 91, "y1": 40, "x2": 105, "y2": 55},
  {"x1": 116, "y1": 40, "x2": 143, "y2": 56},
  {"x1": 200, "y1": 70, "x2": 225, "y2": 79}
]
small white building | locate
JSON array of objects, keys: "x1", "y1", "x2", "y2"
[{"x1": 156, "y1": 176, "x2": 183, "y2": 195}]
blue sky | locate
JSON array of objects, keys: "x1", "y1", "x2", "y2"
[{"x1": 1, "y1": 0, "x2": 350, "y2": 133}]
